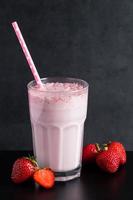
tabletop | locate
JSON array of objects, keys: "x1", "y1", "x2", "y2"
[{"x1": 0, "y1": 151, "x2": 132, "y2": 200}]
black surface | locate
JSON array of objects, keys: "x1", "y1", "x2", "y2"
[
  {"x1": 0, "y1": 0, "x2": 133, "y2": 150},
  {"x1": 0, "y1": 151, "x2": 132, "y2": 199}
]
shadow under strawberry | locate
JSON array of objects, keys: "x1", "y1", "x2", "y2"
[{"x1": 81, "y1": 164, "x2": 126, "y2": 200}]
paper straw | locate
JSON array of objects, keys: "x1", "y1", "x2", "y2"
[{"x1": 12, "y1": 21, "x2": 43, "y2": 87}]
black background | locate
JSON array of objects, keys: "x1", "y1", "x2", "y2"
[{"x1": 0, "y1": 0, "x2": 133, "y2": 150}]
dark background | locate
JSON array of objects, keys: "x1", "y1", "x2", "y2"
[{"x1": 0, "y1": 0, "x2": 133, "y2": 150}]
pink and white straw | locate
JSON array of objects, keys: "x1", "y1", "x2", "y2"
[{"x1": 12, "y1": 21, "x2": 43, "y2": 87}]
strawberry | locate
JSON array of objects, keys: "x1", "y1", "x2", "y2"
[
  {"x1": 11, "y1": 156, "x2": 38, "y2": 184},
  {"x1": 96, "y1": 149, "x2": 120, "y2": 173},
  {"x1": 33, "y1": 168, "x2": 55, "y2": 189},
  {"x1": 82, "y1": 144, "x2": 100, "y2": 163},
  {"x1": 108, "y1": 142, "x2": 126, "y2": 165}
]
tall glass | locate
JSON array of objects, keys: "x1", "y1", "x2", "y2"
[{"x1": 27, "y1": 77, "x2": 88, "y2": 181}]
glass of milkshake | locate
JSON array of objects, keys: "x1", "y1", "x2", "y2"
[{"x1": 27, "y1": 77, "x2": 88, "y2": 181}]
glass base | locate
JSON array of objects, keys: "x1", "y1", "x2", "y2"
[{"x1": 55, "y1": 166, "x2": 81, "y2": 181}]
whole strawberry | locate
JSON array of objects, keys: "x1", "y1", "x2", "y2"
[
  {"x1": 96, "y1": 150, "x2": 120, "y2": 173},
  {"x1": 108, "y1": 142, "x2": 126, "y2": 165},
  {"x1": 82, "y1": 144, "x2": 99, "y2": 163},
  {"x1": 11, "y1": 156, "x2": 38, "y2": 184}
]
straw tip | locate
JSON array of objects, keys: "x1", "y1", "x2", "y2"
[{"x1": 12, "y1": 21, "x2": 17, "y2": 26}]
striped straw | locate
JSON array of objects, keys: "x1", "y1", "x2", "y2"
[{"x1": 12, "y1": 21, "x2": 43, "y2": 87}]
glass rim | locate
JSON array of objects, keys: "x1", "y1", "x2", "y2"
[{"x1": 27, "y1": 77, "x2": 89, "y2": 94}]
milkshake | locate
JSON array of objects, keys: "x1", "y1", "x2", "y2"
[{"x1": 28, "y1": 77, "x2": 88, "y2": 181}]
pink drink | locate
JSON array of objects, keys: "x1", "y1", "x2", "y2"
[{"x1": 28, "y1": 77, "x2": 88, "y2": 181}]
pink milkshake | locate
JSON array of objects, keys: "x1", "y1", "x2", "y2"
[{"x1": 28, "y1": 77, "x2": 88, "y2": 181}]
